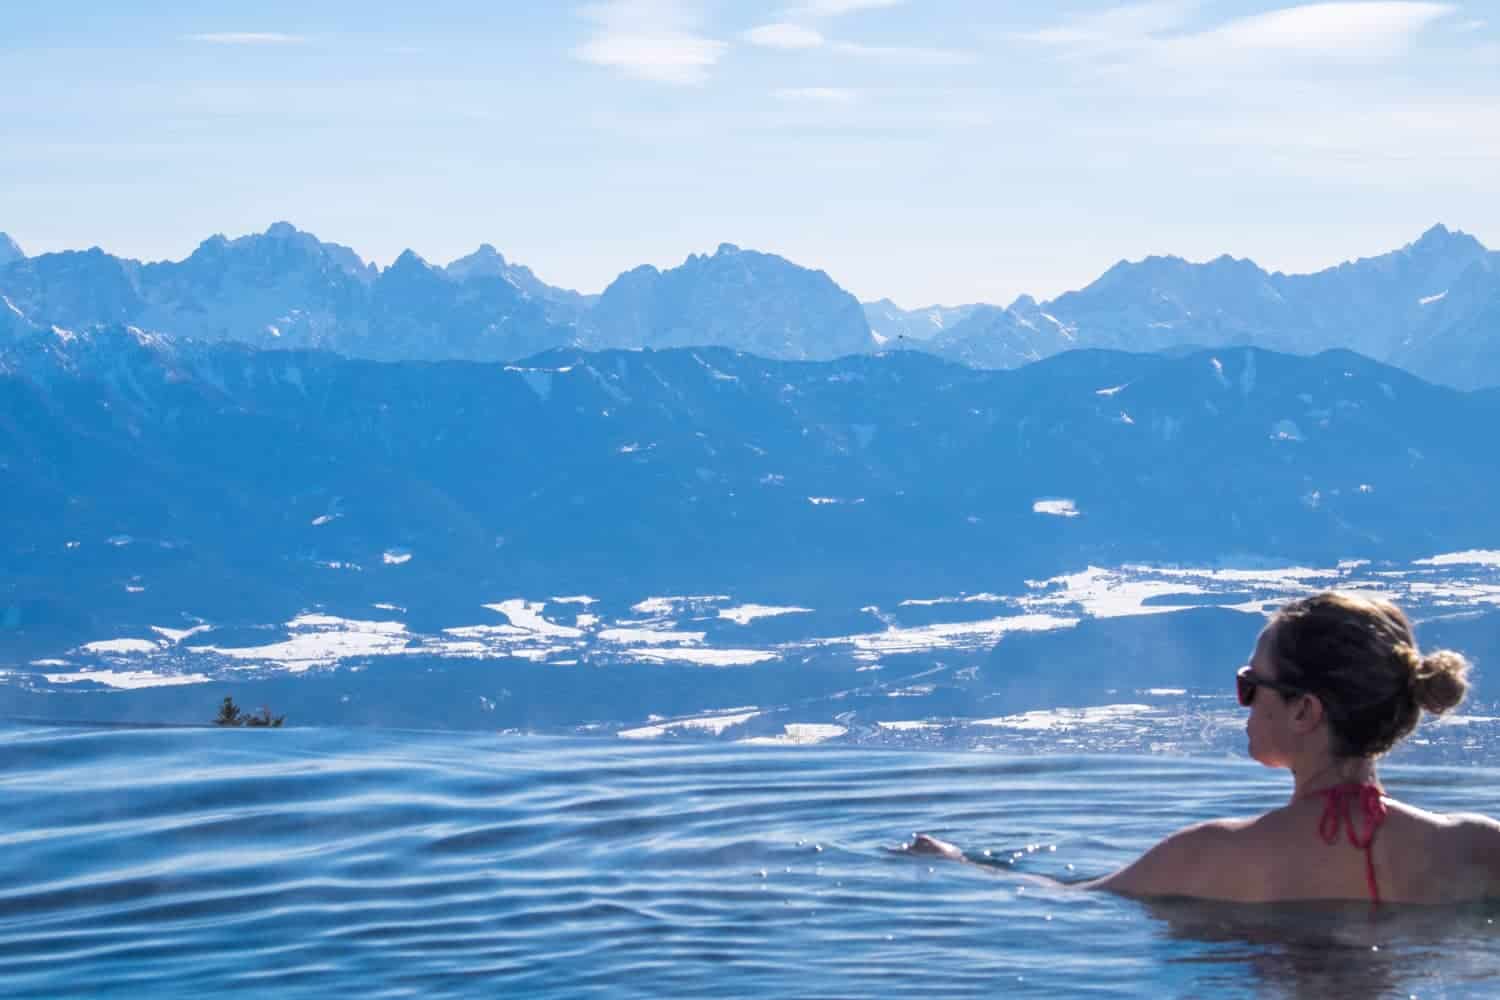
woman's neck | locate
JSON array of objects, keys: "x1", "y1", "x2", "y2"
[{"x1": 1290, "y1": 755, "x2": 1379, "y2": 802}]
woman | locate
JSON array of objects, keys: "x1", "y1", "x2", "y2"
[{"x1": 910, "y1": 591, "x2": 1500, "y2": 903}]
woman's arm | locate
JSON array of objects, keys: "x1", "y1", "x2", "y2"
[
  {"x1": 906, "y1": 821, "x2": 1243, "y2": 898},
  {"x1": 904, "y1": 834, "x2": 1085, "y2": 889}
]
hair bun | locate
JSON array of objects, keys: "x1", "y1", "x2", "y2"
[{"x1": 1413, "y1": 649, "x2": 1471, "y2": 714}]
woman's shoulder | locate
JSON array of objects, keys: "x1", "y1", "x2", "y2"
[
  {"x1": 1428, "y1": 807, "x2": 1500, "y2": 853},
  {"x1": 1085, "y1": 815, "x2": 1261, "y2": 897},
  {"x1": 1383, "y1": 799, "x2": 1500, "y2": 898},
  {"x1": 1386, "y1": 797, "x2": 1500, "y2": 840}
]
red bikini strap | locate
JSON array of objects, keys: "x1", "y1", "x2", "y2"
[{"x1": 1317, "y1": 783, "x2": 1388, "y2": 904}]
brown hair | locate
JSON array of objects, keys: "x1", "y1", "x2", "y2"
[{"x1": 1268, "y1": 591, "x2": 1471, "y2": 758}]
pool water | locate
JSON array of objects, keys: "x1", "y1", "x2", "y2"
[{"x1": 3, "y1": 725, "x2": 1499, "y2": 997}]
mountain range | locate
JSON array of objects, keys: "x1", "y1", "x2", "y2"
[
  {"x1": 1, "y1": 223, "x2": 1497, "y2": 387},
  {"x1": 3, "y1": 326, "x2": 1498, "y2": 652}
]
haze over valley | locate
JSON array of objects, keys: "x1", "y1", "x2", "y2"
[{"x1": 4, "y1": 256, "x2": 1498, "y2": 749}]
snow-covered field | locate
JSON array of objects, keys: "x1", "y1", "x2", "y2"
[{"x1": 19, "y1": 552, "x2": 1500, "y2": 694}]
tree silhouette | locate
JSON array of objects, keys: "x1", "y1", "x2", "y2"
[{"x1": 214, "y1": 696, "x2": 284, "y2": 727}]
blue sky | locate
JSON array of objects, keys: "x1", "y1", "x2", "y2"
[{"x1": 2, "y1": 1, "x2": 1496, "y2": 307}]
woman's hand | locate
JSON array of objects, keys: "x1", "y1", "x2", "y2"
[{"x1": 904, "y1": 833, "x2": 965, "y2": 861}]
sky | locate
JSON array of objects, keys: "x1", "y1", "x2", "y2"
[{"x1": 2, "y1": 1, "x2": 1497, "y2": 307}]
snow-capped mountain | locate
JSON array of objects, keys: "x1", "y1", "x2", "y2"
[
  {"x1": 0, "y1": 233, "x2": 23, "y2": 269},
  {"x1": 130, "y1": 222, "x2": 376, "y2": 351},
  {"x1": 445, "y1": 244, "x2": 598, "y2": 324},
  {"x1": 920, "y1": 296, "x2": 1077, "y2": 368},
  {"x1": 3, "y1": 222, "x2": 1498, "y2": 385},
  {"x1": 1391, "y1": 252, "x2": 1500, "y2": 391},
  {"x1": 915, "y1": 224, "x2": 1499, "y2": 388},
  {"x1": 862, "y1": 299, "x2": 980, "y2": 344},
  {"x1": 0, "y1": 223, "x2": 582, "y2": 361},
  {"x1": 584, "y1": 243, "x2": 876, "y2": 360}
]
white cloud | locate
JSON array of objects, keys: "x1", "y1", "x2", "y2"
[
  {"x1": 1018, "y1": 0, "x2": 1199, "y2": 46},
  {"x1": 742, "y1": 22, "x2": 970, "y2": 63},
  {"x1": 831, "y1": 40, "x2": 975, "y2": 64},
  {"x1": 185, "y1": 32, "x2": 307, "y2": 45},
  {"x1": 774, "y1": 86, "x2": 859, "y2": 102},
  {"x1": 574, "y1": 1, "x2": 727, "y2": 85},
  {"x1": 574, "y1": 35, "x2": 727, "y2": 83},
  {"x1": 1203, "y1": 2, "x2": 1455, "y2": 56},
  {"x1": 580, "y1": 0, "x2": 700, "y2": 32},
  {"x1": 797, "y1": 0, "x2": 904, "y2": 14},
  {"x1": 1022, "y1": 1, "x2": 1455, "y2": 62},
  {"x1": 744, "y1": 22, "x2": 826, "y2": 48}
]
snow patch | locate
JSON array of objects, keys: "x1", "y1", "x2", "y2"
[
  {"x1": 900, "y1": 593, "x2": 1006, "y2": 607},
  {"x1": 1270, "y1": 419, "x2": 1303, "y2": 442},
  {"x1": 205, "y1": 615, "x2": 411, "y2": 672},
  {"x1": 507, "y1": 367, "x2": 556, "y2": 401},
  {"x1": 44, "y1": 670, "x2": 211, "y2": 690},
  {"x1": 975, "y1": 704, "x2": 1156, "y2": 731},
  {"x1": 1239, "y1": 350, "x2": 1257, "y2": 396},
  {"x1": 484, "y1": 599, "x2": 584, "y2": 638},
  {"x1": 151, "y1": 625, "x2": 212, "y2": 645},
  {"x1": 631, "y1": 595, "x2": 729, "y2": 616},
  {"x1": 1021, "y1": 566, "x2": 1214, "y2": 618},
  {"x1": 79, "y1": 638, "x2": 163, "y2": 655},
  {"x1": 718, "y1": 604, "x2": 812, "y2": 625},
  {"x1": 619, "y1": 709, "x2": 761, "y2": 740},
  {"x1": 809, "y1": 612, "x2": 1076, "y2": 657},
  {"x1": 741, "y1": 723, "x2": 847, "y2": 746},
  {"x1": 599, "y1": 626, "x2": 708, "y2": 646},
  {"x1": 623, "y1": 647, "x2": 777, "y2": 666},
  {"x1": 1415, "y1": 550, "x2": 1500, "y2": 568},
  {"x1": 1033, "y1": 499, "x2": 1080, "y2": 518}
]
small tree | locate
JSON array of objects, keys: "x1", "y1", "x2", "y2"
[
  {"x1": 215, "y1": 696, "x2": 242, "y2": 726},
  {"x1": 245, "y1": 706, "x2": 286, "y2": 728},
  {"x1": 215, "y1": 696, "x2": 284, "y2": 727}
]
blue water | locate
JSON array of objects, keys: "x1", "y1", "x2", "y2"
[{"x1": 4, "y1": 725, "x2": 1500, "y2": 998}]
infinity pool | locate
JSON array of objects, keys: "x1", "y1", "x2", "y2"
[{"x1": 3, "y1": 725, "x2": 1498, "y2": 997}]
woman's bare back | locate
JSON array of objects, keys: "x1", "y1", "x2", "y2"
[{"x1": 1119, "y1": 798, "x2": 1500, "y2": 904}]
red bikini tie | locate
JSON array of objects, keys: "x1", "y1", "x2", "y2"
[{"x1": 1318, "y1": 783, "x2": 1388, "y2": 904}]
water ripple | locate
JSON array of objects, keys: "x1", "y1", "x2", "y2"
[{"x1": 3, "y1": 725, "x2": 1500, "y2": 997}]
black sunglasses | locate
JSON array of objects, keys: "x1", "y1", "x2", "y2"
[{"x1": 1236, "y1": 665, "x2": 1304, "y2": 707}]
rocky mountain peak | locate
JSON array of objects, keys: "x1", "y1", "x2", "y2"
[
  {"x1": 389, "y1": 248, "x2": 432, "y2": 271},
  {"x1": 1407, "y1": 222, "x2": 1485, "y2": 259},
  {"x1": 212, "y1": 223, "x2": 375, "y2": 281},
  {"x1": 0, "y1": 233, "x2": 24, "y2": 268},
  {"x1": 591, "y1": 245, "x2": 871, "y2": 360},
  {"x1": 445, "y1": 243, "x2": 511, "y2": 281}
]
